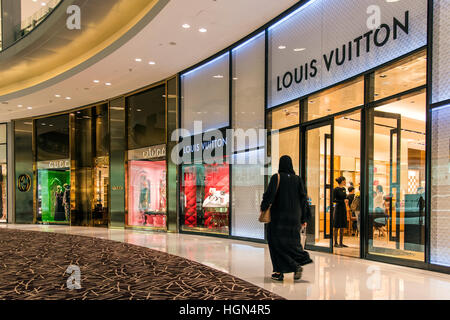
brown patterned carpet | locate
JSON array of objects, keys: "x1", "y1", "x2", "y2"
[{"x1": 0, "y1": 228, "x2": 283, "y2": 300}]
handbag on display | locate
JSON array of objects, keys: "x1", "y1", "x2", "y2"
[{"x1": 258, "y1": 173, "x2": 280, "y2": 223}]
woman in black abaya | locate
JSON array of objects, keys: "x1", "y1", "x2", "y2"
[{"x1": 261, "y1": 155, "x2": 313, "y2": 281}]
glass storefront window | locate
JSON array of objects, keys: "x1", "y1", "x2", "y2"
[
  {"x1": 306, "y1": 77, "x2": 364, "y2": 121},
  {"x1": 37, "y1": 162, "x2": 70, "y2": 223},
  {"x1": 232, "y1": 33, "x2": 265, "y2": 133},
  {"x1": 36, "y1": 115, "x2": 70, "y2": 224},
  {"x1": 231, "y1": 149, "x2": 265, "y2": 239},
  {"x1": 0, "y1": 138, "x2": 7, "y2": 223},
  {"x1": 431, "y1": 104, "x2": 450, "y2": 267},
  {"x1": 181, "y1": 162, "x2": 230, "y2": 235},
  {"x1": 374, "y1": 50, "x2": 427, "y2": 101},
  {"x1": 267, "y1": 102, "x2": 300, "y2": 130},
  {"x1": 368, "y1": 90, "x2": 426, "y2": 261},
  {"x1": 128, "y1": 159, "x2": 167, "y2": 229},
  {"x1": 181, "y1": 53, "x2": 229, "y2": 135},
  {"x1": 127, "y1": 85, "x2": 166, "y2": 150},
  {"x1": 270, "y1": 128, "x2": 299, "y2": 175}
]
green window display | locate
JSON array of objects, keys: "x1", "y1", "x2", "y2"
[{"x1": 37, "y1": 169, "x2": 70, "y2": 223}]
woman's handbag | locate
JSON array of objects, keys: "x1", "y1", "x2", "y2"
[
  {"x1": 258, "y1": 173, "x2": 280, "y2": 223},
  {"x1": 300, "y1": 226, "x2": 307, "y2": 249}
]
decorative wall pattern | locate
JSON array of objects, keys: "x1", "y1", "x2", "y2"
[{"x1": 431, "y1": 105, "x2": 450, "y2": 267}]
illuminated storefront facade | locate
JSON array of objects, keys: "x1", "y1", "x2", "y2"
[{"x1": 10, "y1": 0, "x2": 449, "y2": 272}]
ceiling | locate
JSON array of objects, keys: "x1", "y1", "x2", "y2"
[{"x1": 0, "y1": 0, "x2": 298, "y2": 121}]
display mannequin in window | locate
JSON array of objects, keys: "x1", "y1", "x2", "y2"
[
  {"x1": 333, "y1": 176, "x2": 348, "y2": 248},
  {"x1": 54, "y1": 185, "x2": 66, "y2": 221}
]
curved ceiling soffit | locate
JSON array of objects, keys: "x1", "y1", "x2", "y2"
[{"x1": 0, "y1": 0, "x2": 169, "y2": 101}]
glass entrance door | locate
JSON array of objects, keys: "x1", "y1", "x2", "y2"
[
  {"x1": 367, "y1": 91, "x2": 426, "y2": 261},
  {"x1": 303, "y1": 121, "x2": 333, "y2": 252}
]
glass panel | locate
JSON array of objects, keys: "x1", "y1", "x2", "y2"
[
  {"x1": 14, "y1": 119, "x2": 34, "y2": 224},
  {"x1": 432, "y1": 1, "x2": 450, "y2": 104},
  {"x1": 232, "y1": 33, "x2": 265, "y2": 141},
  {"x1": 128, "y1": 160, "x2": 167, "y2": 229},
  {"x1": 307, "y1": 77, "x2": 364, "y2": 121},
  {"x1": 92, "y1": 105, "x2": 109, "y2": 226},
  {"x1": 181, "y1": 163, "x2": 230, "y2": 235},
  {"x1": 430, "y1": 104, "x2": 450, "y2": 267},
  {"x1": 333, "y1": 112, "x2": 361, "y2": 257},
  {"x1": 167, "y1": 78, "x2": 178, "y2": 232},
  {"x1": 375, "y1": 50, "x2": 426, "y2": 100},
  {"x1": 0, "y1": 144, "x2": 7, "y2": 222},
  {"x1": 127, "y1": 85, "x2": 166, "y2": 150},
  {"x1": 36, "y1": 114, "x2": 69, "y2": 161},
  {"x1": 0, "y1": 124, "x2": 6, "y2": 143},
  {"x1": 270, "y1": 128, "x2": 299, "y2": 175},
  {"x1": 305, "y1": 124, "x2": 332, "y2": 249},
  {"x1": 181, "y1": 53, "x2": 229, "y2": 135},
  {"x1": 368, "y1": 90, "x2": 426, "y2": 261},
  {"x1": 231, "y1": 149, "x2": 265, "y2": 239},
  {"x1": 109, "y1": 98, "x2": 126, "y2": 228},
  {"x1": 268, "y1": 102, "x2": 300, "y2": 130},
  {"x1": 37, "y1": 168, "x2": 70, "y2": 224}
]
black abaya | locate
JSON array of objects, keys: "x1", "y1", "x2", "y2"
[{"x1": 261, "y1": 173, "x2": 313, "y2": 273}]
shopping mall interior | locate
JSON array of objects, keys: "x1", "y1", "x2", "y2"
[{"x1": 0, "y1": 0, "x2": 449, "y2": 304}]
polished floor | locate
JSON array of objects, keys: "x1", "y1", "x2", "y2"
[{"x1": 1, "y1": 224, "x2": 449, "y2": 300}]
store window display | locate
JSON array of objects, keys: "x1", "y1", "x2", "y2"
[
  {"x1": 0, "y1": 124, "x2": 7, "y2": 223},
  {"x1": 36, "y1": 115, "x2": 70, "y2": 224},
  {"x1": 181, "y1": 163, "x2": 230, "y2": 235},
  {"x1": 127, "y1": 144, "x2": 167, "y2": 229},
  {"x1": 37, "y1": 162, "x2": 70, "y2": 223}
]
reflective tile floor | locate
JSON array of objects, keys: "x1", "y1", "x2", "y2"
[{"x1": 2, "y1": 224, "x2": 449, "y2": 300}]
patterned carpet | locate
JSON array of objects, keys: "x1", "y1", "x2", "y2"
[{"x1": 0, "y1": 228, "x2": 283, "y2": 300}]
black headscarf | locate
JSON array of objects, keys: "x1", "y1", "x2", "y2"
[{"x1": 278, "y1": 155, "x2": 295, "y2": 175}]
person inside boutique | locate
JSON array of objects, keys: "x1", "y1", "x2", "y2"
[{"x1": 333, "y1": 176, "x2": 349, "y2": 247}]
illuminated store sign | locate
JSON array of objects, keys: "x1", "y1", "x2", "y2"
[
  {"x1": 37, "y1": 159, "x2": 70, "y2": 169},
  {"x1": 268, "y1": 0, "x2": 427, "y2": 107},
  {"x1": 182, "y1": 138, "x2": 228, "y2": 154},
  {"x1": 128, "y1": 144, "x2": 166, "y2": 161}
]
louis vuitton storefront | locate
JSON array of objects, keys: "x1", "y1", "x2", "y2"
[{"x1": 10, "y1": 0, "x2": 450, "y2": 273}]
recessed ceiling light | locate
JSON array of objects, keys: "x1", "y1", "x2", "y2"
[
  {"x1": 27, "y1": 107, "x2": 33, "y2": 110},
  {"x1": 294, "y1": 48, "x2": 305, "y2": 52},
  {"x1": 137, "y1": 109, "x2": 142, "y2": 112},
  {"x1": 199, "y1": 28, "x2": 207, "y2": 33},
  {"x1": 41, "y1": 2, "x2": 46, "y2": 6},
  {"x1": 135, "y1": 58, "x2": 142, "y2": 62},
  {"x1": 65, "y1": 97, "x2": 71, "y2": 100},
  {"x1": 18, "y1": 104, "x2": 23, "y2": 108},
  {"x1": 49, "y1": 124, "x2": 54, "y2": 127},
  {"x1": 41, "y1": 123, "x2": 46, "y2": 126},
  {"x1": 93, "y1": 80, "x2": 100, "y2": 83},
  {"x1": 182, "y1": 24, "x2": 191, "y2": 29},
  {"x1": 105, "y1": 83, "x2": 112, "y2": 86},
  {"x1": 149, "y1": 61, "x2": 156, "y2": 65},
  {"x1": 278, "y1": 45, "x2": 286, "y2": 49},
  {"x1": 55, "y1": 94, "x2": 61, "y2": 98},
  {"x1": 213, "y1": 75, "x2": 224, "y2": 79}
]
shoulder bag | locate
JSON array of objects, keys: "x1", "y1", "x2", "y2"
[{"x1": 258, "y1": 173, "x2": 280, "y2": 223}]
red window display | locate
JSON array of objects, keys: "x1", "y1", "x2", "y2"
[
  {"x1": 128, "y1": 160, "x2": 167, "y2": 228},
  {"x1": 181, "y1": 163, "x2": 230, "y2": 235}
]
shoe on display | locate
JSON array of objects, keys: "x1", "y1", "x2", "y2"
[{"x1": 202, "y1": 188, "x2": 229, "y2": 208}]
